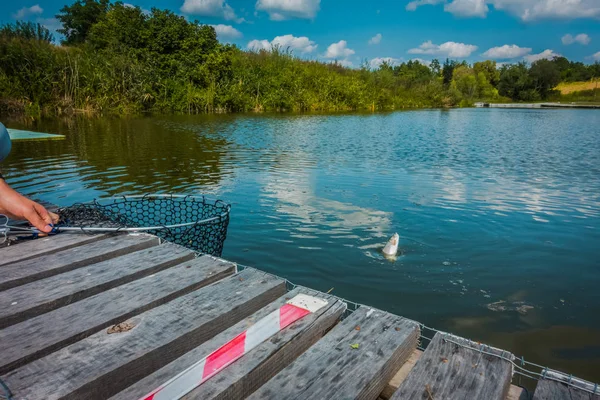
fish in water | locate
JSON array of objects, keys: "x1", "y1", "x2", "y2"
[{"x1": 382, "y1": 233, "x2": 399, "y2": 257}]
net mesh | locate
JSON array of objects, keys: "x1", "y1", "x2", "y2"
[{"x1": 57, "y1": 195, "x2": 231, "y2": 257}]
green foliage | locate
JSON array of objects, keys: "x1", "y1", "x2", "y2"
[
  {"x1": 553, "y1": 56, "x2": 594, "y2": 82},
  {"x1": 529, "y1": 59, "x2": 561, "y2": 98},
  {"x1": 452, "y1": 66, "x2": 477, "y2": 99},
  {"x1": 442, "y1": 59, "x2": 456, "y2": 87},
  {"x1": 430, "y1": 59, "x2": 441, "y2": 76},
  {"x1": 1, "y1": 1, "x2": 598, "y2": 116},
  {"x1": 87, "y1": 3, "x2": 147, "y2": 51},
  {"x1": 498, "y1": 57, "x2": 598, "y2": 101},
  {"x1": 0, "y1": 21, "x2": 54, "y2": 43},
  {"x1": 474, "y1": 60, "x2": 499, "y2": 87},
  {"x1": 57, "y1": 0, "x2": 110, "y2": 45},
  {"x1": 499, "y1": 63, "x2": 534, "y2": 101}
]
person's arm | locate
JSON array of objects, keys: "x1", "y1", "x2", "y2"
[
  {"x1": 0, "y1": 177, "x2": 58, "y2": 233},
  {"x1": 0, "y1": 122, "x2": 59, "y2": 232}
]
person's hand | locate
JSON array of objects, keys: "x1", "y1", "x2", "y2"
[{"x1": 0, "y1": 179, "x2": 59, "y2": 233}]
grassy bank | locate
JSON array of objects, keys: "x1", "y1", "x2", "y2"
[
  {"x1": 1, "y1": 1, "x2": 599, "y2": 117},
  {"x1": 556, "y1": 80, "x2": 600, "y2": 94},
  {"x1": 550, "y1": 80, "x2": 600, "y2": 103}
]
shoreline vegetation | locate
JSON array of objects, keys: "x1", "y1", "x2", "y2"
[{"x1": 1, "y1": 0, "x2": 599, "y2": 118}]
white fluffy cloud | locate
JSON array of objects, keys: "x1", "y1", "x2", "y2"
[
  {"x1": 13, "y1": 4, "x2": 43, "y2": 19},
  {"x1": 370, "y1": 57, "x2": 400, "y2": 68},
  {"x1": 444, "y1": 0, "x2": 488, "y2": 17},
  {"x1": 407, "y1": 0, "x2": 600, "y2": 21},
  {"x1": 406, "y1": 0, "x2": 444, "y2": 11},
  {"x1": 255, "y1": 0, "x2": 320, "y2": 20},
  {"x1": 181, "y1": 0, "x2": 242, "y2": 22},
  {"x1": 369, "y1": 33, "x2": 382, "y2": 45},
  {"x1": 324, "y1": 40, "x2": 355, "y2": 58},
  {"x1": 408, "y1": 40, "x2": 478, "y2": 58},
  {"x1": 493, "y1": 0, "x2": 600, "y2": 21},
  {"x1": 210, "y1": 24, "x2": 242, "y2": 40},
  {"x1": 248, "y1": 35, "x2": 317, "y2": 54},
  {"x1": 524, "y1": 49, "x2": 561, "y2": 63},
  {"x1": 592, "y1": 51, "x2": 600, "y2": 61},
  {"x1": 482, "y1": 44, "x2": 532, "y2": 59},
  {"x1": 248, "y1": 39, "x2": 271, "y2": 51},
  {"x1": 562, "y1": 33, "x2": 591, "y2": 45}
]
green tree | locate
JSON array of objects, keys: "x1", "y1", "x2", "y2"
[
  {"x1": 452, "y1": 65, "x2": 477, "y2": 100},
  {"x1": 498, "y1": 63, "x2": 532, "y2": 101},
  {"x1": 56, "y1": 0, "x2": 110, "y2": 45},
  {"x1": 590, "y1": 62, "x2": 600, "y2": 79},
  {"x1": 473, "y1": 60, "x2": 499, "y2": 87},
  {"x1": 529, "y1": 59, "x2": 560, "y2": 98},
  {"x1": 87, "y1": 3, "x2": 147, "y2": 51},
  {"x1": 3, "y1": 1, "x2": 598, "y2": 116},
  {"x1": 442, "y1": 58, "x2": 456, "y2": 87},
  {"x1": 430, "y1": 59, "x2": 441, "y2": 76},
  {"x1": 477, "y1": 72, "x2": 497, "y2": 99}
]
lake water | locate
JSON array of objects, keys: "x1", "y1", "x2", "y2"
[{"x1": 3, "y1": 109, "x2": 600, "y2": 382}]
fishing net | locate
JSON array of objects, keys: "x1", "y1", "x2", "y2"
[{"x1": 56, "y1": 194, "x2": 231, "y2": 257}]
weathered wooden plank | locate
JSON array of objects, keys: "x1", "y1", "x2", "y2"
[
  {"x1": 393, "y1": 332, "x2": 514, "y2": 400},
  {"x1": 111, "y1": 287, "x2": 346, "y2": 400},
  {"x1": 0, "y1": 233, "x2": 159, "y2": 291},
  {"x1": 0, "y1": 233, "x2": 109, "y2": 267},
  {"x1": 508, "y1": 385, "x2": 528, "y2": 400},
  {"x1": 0, "y1": 255, "x2": 235, "y2": 374},
  {"x1": 533, "y1": 370, "x2": 600, "y2": 400},
  {"x1": 249, "y1": 306, "x2": 420, "y2": 400},
  {"x1": 2, "y1": 268, "x2": 286, "y2": 400},
  {"x1": 0, "y1": 242, "x2": 194, "y2": 328},
  {"x1": 380, "y1": 350, "x2": 527, "y2": 400},
  {"x1": 380, "y1": 349, "x2": 423, "y2": 399}
]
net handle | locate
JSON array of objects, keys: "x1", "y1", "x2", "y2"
[{"x1": 53, "y1": 213, "x2": 228, "y2": 233}]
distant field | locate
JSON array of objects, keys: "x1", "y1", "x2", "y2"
[{"x1": 556, "y1": 80, "x2": 599, "y2": 94}]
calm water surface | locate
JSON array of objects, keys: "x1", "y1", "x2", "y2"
[{"x1": 3, "y1": 109, "x2": 600, "y2": 381}]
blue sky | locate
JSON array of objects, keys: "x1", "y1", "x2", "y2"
[{"x1": 3, "y1": 0, "x2": 600, "y2": 68}]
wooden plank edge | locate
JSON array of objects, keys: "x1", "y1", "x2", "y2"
[
  {"x1": 533, "y1": 369, "x2": 600, "y2": 400},
  {"x1": 380, "y1": 350, "x2": 528, "y2": 400},
  {"x1": 0, "y1": 234, "x2": 160, "y2": 291},
  {"x1": 63, "y1": 274, "x2": 288, "y2": 399},
  {"x1": 111, "y1": 288, "x2": 346, "y2": 400},
  {"x1": 191, "y1": 291, "x2": 348, "y2": 399},
  {"x1": 0, "y1": 233, "x2": 111, "y2": 268},
  {"x1": 2, "y1": 269, "x2": 287, "y2": 400},
  {"x1": 0, "y1": 259, "x2": 235, "y2": 375},
  {"x1": 362, "y1": 316, "x2": 420, "y2": 400},
  {"x1": 0, "y1": 248, "x2": 195, "y2": 329},
  {"x1": 246, "y1": 306, "x2": 421, "y2": 400}
]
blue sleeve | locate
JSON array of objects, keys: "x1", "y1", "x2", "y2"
[{"x1": 0, "y1": 122, "x2": 12, "y2": 162}]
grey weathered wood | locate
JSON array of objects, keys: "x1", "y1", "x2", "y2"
[
  {"x1": 0, "y1": 242, "x2": 194, "y2": 328},
  {"x1": 533, "y1": 370, "x2": 600, "y2": 400},
  {"x1": 111, "y1": 287, "x2": 346, "y2": 400},
  {"x1": 0, "y1": 233, "x2": 109, "y2": 267},
  {"x1": 249, "y1": 306, "x2": 420, "y2": 400},
  {"x1": 0, "y1": 234, "x2": 159, "y2": 291},
  {"x1": 0, "y1": 255, "x2": 235, "y2": 374},
  {"x1": 393, "y1": 332, "x2": 514, "y2": 400},
  {"x1": 2, "y1": 268, "x2": 286, "y2": 400}
]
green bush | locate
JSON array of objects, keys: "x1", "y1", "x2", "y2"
[{"x1": 1, "y1": 0, "x2": 597, "y2": 116}]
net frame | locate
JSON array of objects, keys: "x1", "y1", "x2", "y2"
[{"x1": 58, "y1": 194, "x2": 231, "y2": 257}]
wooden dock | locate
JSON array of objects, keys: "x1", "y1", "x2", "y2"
[
  {"x1": 474, "y1": 102, "x2": 600, "y2": 109},
  {"x1": 1, "y1": 233, "x2": 598, "y2": 400}
]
